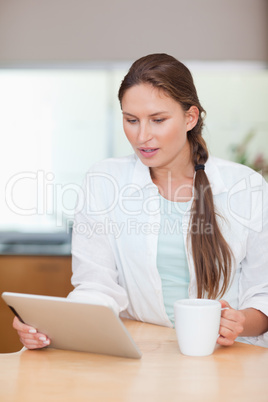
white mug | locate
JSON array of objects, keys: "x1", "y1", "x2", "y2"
[{"x1": 174, "y1": 299, "x2": 221, "y2": 357}]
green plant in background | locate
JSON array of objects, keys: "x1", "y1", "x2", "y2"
[{"x1": 229, "y1": 130, "x2": 268, "y2": 177}]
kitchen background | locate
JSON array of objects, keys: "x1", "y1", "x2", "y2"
[{"x1": 0, "y1": 0, "x2": 267, "y2": 352}]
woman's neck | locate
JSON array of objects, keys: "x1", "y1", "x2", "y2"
[{"x1": 150, "y1": 155, "x2": 194, "y2": 202}]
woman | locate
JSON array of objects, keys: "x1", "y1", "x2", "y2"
[{"x1": 14, "y1": 53, "x2": 268, "y2": 349}]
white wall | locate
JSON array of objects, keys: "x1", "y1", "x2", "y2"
[{"x1": 0, "y1": 0, "x2": 267, "y2": 65}]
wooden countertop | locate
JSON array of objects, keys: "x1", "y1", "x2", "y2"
[{"x1": 1, "y1": 319, "x2": 268, "y2": 402}]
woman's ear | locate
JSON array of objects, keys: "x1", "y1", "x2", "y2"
[{"x1": 186, "y1": 106, "x2": 199, "y2": 131}]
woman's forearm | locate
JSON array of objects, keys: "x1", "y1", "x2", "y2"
[{"x1": 240, "y1": 308, "x2": 268, "y2": 337}]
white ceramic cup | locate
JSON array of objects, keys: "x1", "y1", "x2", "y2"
[{"x1": 174, "y1": 299, "x2": 221, "y2": 357}]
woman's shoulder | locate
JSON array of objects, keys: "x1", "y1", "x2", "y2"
[
  {"x1": 87, "y1": 154, "x2": 138, "y2": 175},
  {"x1": 84, "y1": 154, "x2": 139, "y2": 188},
  {"x1": 209, "y1": 155, "x2": 252, "y2": 172},
  {"x1": 208, "y1": 156, "x2": 263, "y2": 181},
  {"x1": 207, "y1": 156, "x2": 268, "y2": 195}
]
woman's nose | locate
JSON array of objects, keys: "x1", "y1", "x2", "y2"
[{"x1": 138, "y1": 122, "x2": 152, "y2": 143}]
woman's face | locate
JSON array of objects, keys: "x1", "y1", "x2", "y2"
[{"x1": 121, "y1": 84, "x2": 198, "y2": 171}]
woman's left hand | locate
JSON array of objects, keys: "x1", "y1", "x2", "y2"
[{"x1": 217, "y1": 300, "x2": 246, "y2": 346}]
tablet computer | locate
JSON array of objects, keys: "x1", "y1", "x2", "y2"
[{"x1": 2, "y1": 292, "x2": 142, "y2": 359}]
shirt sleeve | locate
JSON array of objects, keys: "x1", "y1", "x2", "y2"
[
  {"x1": 67, "y1": 170, "x2": 129, "y2": 315},
  {"x1": 238, "y1": 176, "x2": 268, "y2": 347}
]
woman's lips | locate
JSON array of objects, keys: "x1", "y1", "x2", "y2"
[{"x1": 138, "y1": 148, "x2": 159, "y2": 158}]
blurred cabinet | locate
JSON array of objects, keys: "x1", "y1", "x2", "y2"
[{"x1": 0, "y1": 255, "x2": 73, "y2": 353}]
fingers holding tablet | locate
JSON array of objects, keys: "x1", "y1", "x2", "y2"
[{"x1": 13, "y1": 316, "x2": 50, "y2": 349}]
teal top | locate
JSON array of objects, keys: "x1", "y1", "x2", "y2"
[{"x1": 157, "y1": 195, "x2": 190, "y2": 326}]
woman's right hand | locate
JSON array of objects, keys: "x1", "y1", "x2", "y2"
[{"x1": 13, "y1": 316, "x2": 51, "y2": 349}]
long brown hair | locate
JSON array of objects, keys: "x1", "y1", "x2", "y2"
[{"x1": 118, "y1": 53, "x2": 232, "y2": 299}]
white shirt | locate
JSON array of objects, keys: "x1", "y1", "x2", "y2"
[{"x1": 68, "y1": 154, "x2": 268, "y2": 347}]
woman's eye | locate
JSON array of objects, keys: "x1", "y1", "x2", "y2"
[
  {"x1": 127, "y1": 119, "x2": 137, "y2": 124},
  {"x1": 153, "y1": 118, "x2": 165, "y2": 123}
]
